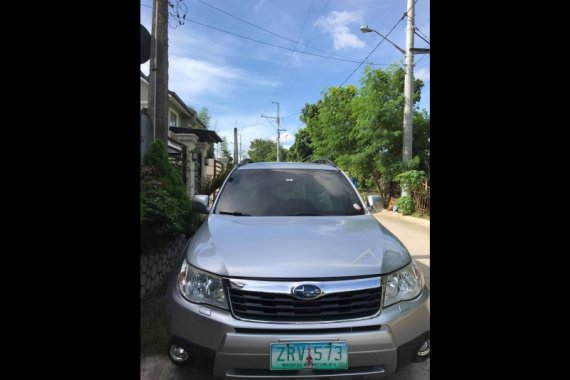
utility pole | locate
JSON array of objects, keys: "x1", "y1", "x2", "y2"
[
  {"x1": 239, "y1": 133, "x2": 242, "y2": 161},
  {"x1": 233, "y1": 124, "x2": 238, "y2": 164},
  {"x1": 148, "y1": 0, "x2": 169, "y2": 145},
  {"x1": 274, "y1": 102, "x2": 281, "y2": 162},
  {"x1": 401, "y1": 0, "x2": 415, "y2": 196},
  {"x1": 261, "y1": 102, "x2": 284, "y2": 162}
]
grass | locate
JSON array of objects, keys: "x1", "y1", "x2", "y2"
[
  {"x1": 141, "y1": 284, "x2": 169, "y2": 356},
  {"x1": 412, "y1": 211, "x2": 430, "y2": 220}
]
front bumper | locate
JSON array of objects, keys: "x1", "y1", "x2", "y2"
[{"x1": 167, "y1": 285, "x2": 430, "y2": 379}]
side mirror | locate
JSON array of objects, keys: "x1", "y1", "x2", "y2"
[
  {"x1": 191, "y1": 195, "x2": 210, "y2": 214},
  {"x1": 367, "y1": 194, "x2": 384, "y2": 213}
]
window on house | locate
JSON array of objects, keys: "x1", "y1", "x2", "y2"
[{"x1": 169, "y1": 111, "x2": 178, "y2": 127}]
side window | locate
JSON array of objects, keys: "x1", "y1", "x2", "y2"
[{"x1": 169, "y1": 111, "x2": 178, "y2": 127}]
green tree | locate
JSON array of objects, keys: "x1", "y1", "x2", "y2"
[
  {"x1": 247, "y1": 139, "x2": 289, "y2": 162},
  {"x1": 197, "y1": 107, "x2": 211, "y2": 128},
  {"x1": 298, "y1": 64, "x2": 428, "y2": 196},
  {"x1": 413, "y1": 110, "x2": 430, "y2": 179},
  {"x1": 302, "y1": 85, "x2": 358, "y2": 164},
  {"x1": 198, "y1": 107, "x2": 216, "y2": 158},
  {"x1": 289, "y1": 128, "x2": 313, "y2": 162},
  {"x1": 280, "y1": 147, "x2": 289, "y2": 162},
  {"x1": 349, "y1": 65, "x2": 410, "y2": 193},
  {"x1": 220, "y1": 136, "x2": 233, "y2": 164}
]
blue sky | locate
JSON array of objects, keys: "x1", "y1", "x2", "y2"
[{"x1": 140, "y1": 0, "x2": 430, "y2": 155}]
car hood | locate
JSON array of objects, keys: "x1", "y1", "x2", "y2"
[{"x1": 185, "y1": 215, "x2": 411, "y2": 279}]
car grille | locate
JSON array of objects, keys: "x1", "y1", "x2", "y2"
[{"x1": 228, "y1": 285, "x2": 382, "y2": 322}]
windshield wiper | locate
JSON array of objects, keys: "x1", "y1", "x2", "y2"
[
  {"x1": 293, "y1": 212, "x2": 323, "y2": 216},
  {"x1": 219, "y1": 211, "x2": 252, "y2": 216}
]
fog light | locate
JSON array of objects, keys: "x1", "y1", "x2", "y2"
[
  {"x1": 417, "y1": 339, "x2": 430, "y2": 357},
  {"x1": 170, "y1": 344, "x2": 189, "y2": 362}
]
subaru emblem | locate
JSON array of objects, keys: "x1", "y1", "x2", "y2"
[{"x1": 292, "y1": 284, "x2": 322, "y2": 300}]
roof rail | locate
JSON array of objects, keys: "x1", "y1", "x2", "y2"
[
  {"x1": 312, "y1": 158, "x2": 336, "y2": 167},
  {"x1": 238, "y1": 158, "x2": 254, "y2": 166}
]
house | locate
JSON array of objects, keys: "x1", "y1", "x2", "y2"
[{"x1": 140, "y1": 71, "x2": 222, "y2": 197}]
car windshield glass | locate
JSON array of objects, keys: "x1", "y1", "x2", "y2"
[{"x1": 214, "y1": 169, "x2": 365, "y2": 216}]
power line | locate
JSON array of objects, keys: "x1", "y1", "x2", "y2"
[
  {"x1": 143, "y1": 0, "x2": 188, "y2": 27},
  {"x1": 339, "y1": 0, "x2": 421, "y2": 86},
  {"x1": 414, "y1": 26, "x2": 430, "y2": 43},
  {"x1": 142, "y1": 2, "x2": 388, "y2": 66},
  {"x1": 281, "y1": 112, "x2": 300, "y2": 119},
  {"x1": 271, "y1": 0, "x2": 331, "y2": 102},
  {"x1": 167, "y1": 0, "x2": 188, "y2": 28},
  {"x1": 273, "y1": 0, "x2": 330, "y2": 114},
  {"x1": 193, "y1": 0, "x2": 358, "y2": 62},
  {"x1": 239, "y1": 120, "x2": 267, "y2": 128},
  {"x1": 272, "y1": 0, "x2": 316, "y2": 100},
  {"x1": 414, "y1": 27, "x2": 430, "y2": 45},
  {"x1": 186, "y1": 18, "x2": 388, "y2": 66},
  {"x1": 406, "y1": 0, "x2": 421, "y2": 17},
  {"x1": 414, "y1": 32, "x2": 430, "y2": 45},
  {"x1": 239, "y1": 114, "x2": 301, "y2": 128},
  {"x1": 340, "y1": 18, "x2": 404, "y2": 86}
]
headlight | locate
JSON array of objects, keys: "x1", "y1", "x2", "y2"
[
  {"x1": 177, "y1": 260, "x2": 228, "y2": 310},
  {"x1": 383, "y1": 259, "x2": 425, "y2": 307}
]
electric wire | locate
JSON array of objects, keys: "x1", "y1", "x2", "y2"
[
  {"x1": 271, "y1": 0, "x2": 316, "y2": 100},
  {"x1": 194, "y1": 0, "x2": 358, "y2": 61},
  {"x1": 339, "y1": 0, "x2": 421, "y2": 86}
]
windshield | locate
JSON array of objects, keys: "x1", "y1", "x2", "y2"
[{"x1": 214, "y1": 169, "x2": 365, "y2": 216}]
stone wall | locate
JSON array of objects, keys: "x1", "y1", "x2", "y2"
[{"x1": 140, "y1": 234, "x2": 188, "y2": 299}]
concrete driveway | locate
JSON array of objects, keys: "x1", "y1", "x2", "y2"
[{"x1": 141, "y1": 211, "x2": 430, "y2": 380}]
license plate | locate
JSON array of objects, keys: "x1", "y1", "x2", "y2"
[{"x1": 270, "y1": 342, "x2": 348, "y2": 370}]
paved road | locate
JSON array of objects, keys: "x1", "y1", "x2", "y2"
[{"x1": 141, "y1": 211, "x2": 430, "y2": 380}]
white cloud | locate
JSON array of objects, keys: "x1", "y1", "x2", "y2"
[
  {"x1": 414, "y1": 68, "x2": 430, "y2": 82},
  {"x1": 315, "y1": 11, "x2": 366, "y2": 50},
  {"x1": 254, "y1": 0, "x2": 266, "y2": 12},
  {"x1": 168, "y1": 56, "x2": 277, "y2": 101}
]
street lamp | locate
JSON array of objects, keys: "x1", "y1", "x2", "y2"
[{"x1": 359, "y1": 25, "x2": 406, "y2": 55}]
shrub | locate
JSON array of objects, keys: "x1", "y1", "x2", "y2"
[
  {"x1": 141, "y1": 141, "x2": 193, "y2": 253},
  {"x1": 394, "y1": 168, "x2": 430, "y2": 216},
  {"x1": 196, "y1": 165, "x2": 233, "y2": 199},
  {"x1": 395, "y1": 170, "x2": 426, "y2": 193},
  {"x1": 395, "y1": 196, "x2": 414, "y2": 215},
  {"x1": 143, "y1": 141, "x2": 190, "y2": 210}
]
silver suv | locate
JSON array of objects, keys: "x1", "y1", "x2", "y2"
[{"x1": 166, "y1": 161, "x2": 430, "y2": 379}]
